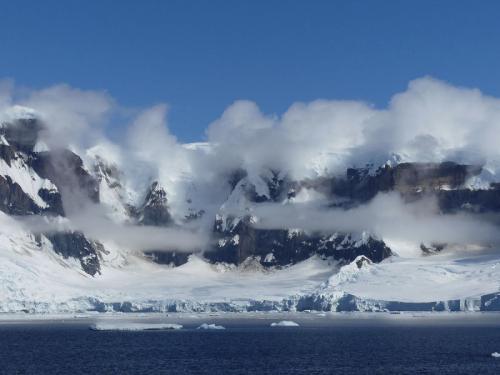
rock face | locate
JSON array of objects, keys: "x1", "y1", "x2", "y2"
[
  {"x1": 1, "y1": 118, "x2": 41, "y2": 152},
  {"x1": 438, "y1": 187, "x2": 500, "y2": 213},
  {"x1": 330, "y1": 161, "x2": 481, "y2": 203},
  {"x1": 209, "y1": 220, "x2": 391, "y2": 266},
  {"x1": 0, "y1": 175, "x2": 42, "y2": 215},
  {"x1": 0, "y1": 118, "x2": 105, "y2": 275},
  {"x1": 329, "y1": 161, "x2": 500, "y2": 214},
  {"x1": 45, "y1": 232, "x2": 102, "y2": 276},
  {"x1": 137, "y1": 182, "x2": 190, "y2": 266},
  {"x1": 145, "y1": 250, "x2": 189, "y2": 267},
  {"x1": 139, "y1": 181, "x2": 172, "y2": 226},
  {"x1": 32, "y1": 149, "x2": 100, "y2": 206},
  {"x1": 207, "y1": 170, "x2": 393, "y2": 267}
]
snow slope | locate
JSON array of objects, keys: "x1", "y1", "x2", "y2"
[
  {"x1": 0, "y1": 157, "x2": 57, "y2": 209},
  {"x1": 0, "y1": 209, "x2": 339, "y2": 313},
  {"x1": 322, "y1": 251, "x2": 500, "y2": 303},
  {"x1": 1, "y1": 210, "x2": 499, "y2": 313}
]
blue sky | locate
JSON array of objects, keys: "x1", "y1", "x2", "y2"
[{"x1": 1, "y1": 0, "x2": 500, "y2": 142}]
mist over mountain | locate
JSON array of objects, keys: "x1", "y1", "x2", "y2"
[{"x1": 1, "y1": 77, "x2": 500, "y2": 313}]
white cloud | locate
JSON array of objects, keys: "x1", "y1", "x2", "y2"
[
  {"x1": 206, "y1": 98, "x2": 374, "y2": 179},
  {"x1": 4, "y1": 76, "x2": 500, "y2": 253},
  {"x1": 19, "y1": 84, "x2": 114, "y2": 150},
  {"x1": 239, "y1": 193, "x2": 500, "y2": 250},
  {"x1": 0, "y1": 79, "x2": 13, "y2": 111}
]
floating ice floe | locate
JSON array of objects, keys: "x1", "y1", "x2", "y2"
[
  {"x1": 492, "y1": 352, "x2": 500, "y2": 358},
  {"x1": 90, "y1": 322, "x2": 183, "y2": 331},
  {"x1": 197, "y1": 323, "x2": 226, "y2": 330},
  {"x1": 270, "y1": 320, "x2": 300, "y2": 327}
]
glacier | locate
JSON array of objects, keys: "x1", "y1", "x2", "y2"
[{"x1": 2, "y1": 213, "x2": 499, "y2": 314}]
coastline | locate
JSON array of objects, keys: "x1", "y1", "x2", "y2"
[{"x1": 1, "y1": 311, "x2": 500, "y2": 328}]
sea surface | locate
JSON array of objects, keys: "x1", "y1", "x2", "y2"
[{"x1": 0, "y1": 313, "x2": 499, "y2": 374}]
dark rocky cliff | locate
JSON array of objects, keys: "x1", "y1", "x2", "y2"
[
  {"x1": 137, "y1": 181, "x2": 190, "y2": 266},
  {"x1": 45, "y1": 232, "x2": 102, "y2": 276},
  {"x1": 208, "y1": 161, "x2": 497, "y2": 264},
  {"x1": 329, "y1": 161, "x2": 481, "y2": 203},
  {"x1": 209, "y1": 216, "x2": 391, "y2": 266},
  {"x1": 0, "y1": 118, "x2": 105, "y2": 275},
  {"x1": 208, "y1": 170, "x2": 393, "y2": 267}
]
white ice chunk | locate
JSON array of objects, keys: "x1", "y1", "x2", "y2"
[
  {"x1": 90, "y1": 322, "x2": 183, "y2": 331},
  {"x1": 270, "y1": 320, "x2": 300, "y2": 327},
  {"x1": 197, "y1": 323, "x2": 226, "y2": 330}
]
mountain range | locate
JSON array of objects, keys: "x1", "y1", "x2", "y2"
[{"x1": 1, "y1": 102, "x2": 499, "y2": 314}]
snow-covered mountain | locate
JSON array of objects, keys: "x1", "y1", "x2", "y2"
[{"x1": 1, "y1": 107, "x2": 500, "y2": 313}]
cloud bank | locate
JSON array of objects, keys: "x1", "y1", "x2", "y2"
[
  {"x1": 4, "y1": 76, "x2": 500, "y2": 190},
  {"x1": 2, "y1": 77, "x2": 500, "y2": 253},
  {"x1": 16, "y1": 203, "x2": 209, "y2": 252},
  {"x1": 237, "y1": 193, "x2": 500, "y2": 249}
]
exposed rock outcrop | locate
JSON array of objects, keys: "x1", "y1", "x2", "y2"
[
  {"x1": 45, "y1": 231, "x2": 102, "y2": 276},
  {"x1": 0, "y1": 118, "x2": 103, "y2": 275},
  {"x1": 137, "y1": 181, "x2": 187, "y2": 266},
  {"x1": 139, "y1": 181, "x2": 172, "y2": 226},
  {"x1": 0, "y1": 175, "x2": 42, "y2": 215},
  {"x1": 31, "y1": 150, "x2": 100, "y2": 205},
  {"x1": 330, "y1": 161, "x2": 481, "y2": 203},
  {"x1": 208, "y1": 171, "x2": 393, "y2": 267}
]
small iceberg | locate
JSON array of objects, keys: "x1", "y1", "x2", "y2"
[
  {"x1": 197, "y1": 323, "x2": 226, "y2": 330},
  {"x1": 90, "y1": 322, "x2": 183, "y2": 331},
  {"x1": 492, "y1": 352, "x2": 500, "y2": 358},
  {"x1": 270, "y1": 320, "x2": 300, "y2": 327}
]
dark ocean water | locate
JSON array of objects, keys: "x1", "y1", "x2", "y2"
[{"x1": 0, "y1": 320, "x2": 500, "y2": 374}]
